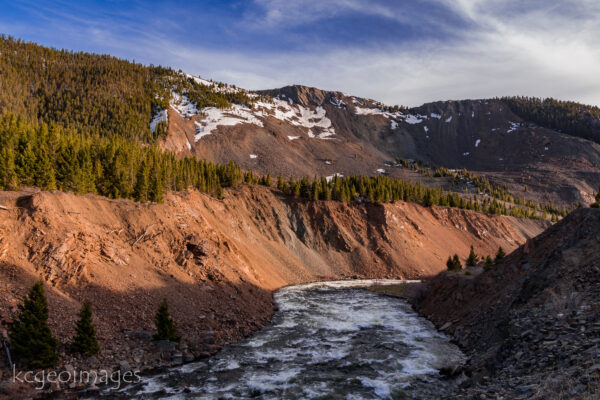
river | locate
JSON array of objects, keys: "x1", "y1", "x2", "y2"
[{"x1": 99, "y1": 280, "x2": 465, "y2": 399}]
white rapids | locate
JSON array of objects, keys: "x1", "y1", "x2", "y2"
[{"x1": 95, "y1": 280, "x2": 465, "y2": 399}]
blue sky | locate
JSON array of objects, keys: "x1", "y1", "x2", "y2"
[{"x1": 1, "y1": 0, "x2": 599, "y2": 106}]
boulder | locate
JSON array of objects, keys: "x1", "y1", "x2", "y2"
[{"x1": 117, "y1": 360, "x2": 131, "y2": 374}]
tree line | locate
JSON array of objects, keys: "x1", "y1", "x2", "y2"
[
  {"x1": 394, "y1": 158, "x2": 570, "y2": 219},
  {"x1": 502, "y1": 96, "x2": 600, "y2": 145},
  {"x1": 0, "y1": 112, "x2": 567, "y2": 220},
  {"x1": 0, "y1": 113, "x2": 242, "y2": 201},
  {"x1": 446, "y1": 246, "x2": 506, "y2": 272}
]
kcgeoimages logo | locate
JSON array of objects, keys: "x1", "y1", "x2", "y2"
[{"x1": 12, "y1": 365, "x2": 141, "y2": 390}]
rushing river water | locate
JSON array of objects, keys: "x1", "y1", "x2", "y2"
[{"x1": 101, "y1": 280, "x2": 465, "y2": 399}]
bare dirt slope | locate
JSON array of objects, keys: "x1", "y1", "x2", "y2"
[
  {"x1": 415, "y1": 208, "x2": 600, "y2": 399},
  {"x1": 0, "y1": 186, "x2": 545, "y2": 384}
]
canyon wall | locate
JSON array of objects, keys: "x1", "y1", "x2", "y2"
[{"x1": 0, "y1": 186, "x2": 546, "y2": 375}]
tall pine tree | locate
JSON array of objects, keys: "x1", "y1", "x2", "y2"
[
  {"x1": 9, "y1": 281, "x2": 58, "y2": 368},
  {"x1": 495, "y1": 246, "x2": 506, "y2": 261},
  {"x1": 153, "y1": 299, "x2": 181, "y2": 342},
  {"x1": 466, "y1": 245, "x2": 478, "y2": 267},
  {"x1": 71, "y1": 301, "x2": 100, "y2": 356}
]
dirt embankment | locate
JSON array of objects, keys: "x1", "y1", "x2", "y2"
[
  {"x1": 414, "y1": 208, "x2": 600, "y2": 399},
  {"x1": 0, "y1": 186, "x2": 545, "y2": 389}
]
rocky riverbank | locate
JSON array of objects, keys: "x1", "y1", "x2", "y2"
[{"x1": 412, "y1": 208, "x2": 600, "y2": 399}]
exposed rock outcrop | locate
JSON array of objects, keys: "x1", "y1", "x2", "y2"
[{"x1": 415, "y1": 208, "x2": 600, "y2": 399}]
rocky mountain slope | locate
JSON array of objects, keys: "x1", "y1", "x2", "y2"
[
  {"x1": 164, "y1": 84, "x2": 600, "y2": 207},
  {"x1": 0, "y1": 186, "x2": 545, "y2": 394},
  {"x1": 415, "y1": 208, "x2": 600, "y2": 399}
]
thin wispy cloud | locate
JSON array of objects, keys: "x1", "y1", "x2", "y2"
[
  {"x1": 0, "y1": 0, "x2": 598, "y2": 107},
  {"x1": 249, "y1": 0, "x2": 400, "y2": 26}
]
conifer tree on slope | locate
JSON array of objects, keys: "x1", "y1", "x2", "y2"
[
  {"x1": 466, "y1": 245, "x2": 478, "y2": 267},
  {"x1": 446, "y1": 256, "x2": 455, "y2": 271},
  {"x1": 446, "y1": 254, "x2": 462, "y2": 271},
  {"x1": 153, "y1": 299, "x2": 181, "y2": 342},
  {"x1": 452, "y1": 254, "x2": 463, "y2": 271},
  {"x1": 9, "y1": 281, "x2": 58, "y2": 368},
  {"x1": 495, "y1": 246, "x2": 506, "y2": 261},
  {"x1": 71, "y1": 301, "x2": 100, "y2": 356}
]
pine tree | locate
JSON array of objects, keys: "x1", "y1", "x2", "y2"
[
  {"x1": 71, "y1": 301, "x2": 100, "y2": 356},
  {"x1": 423, "y1": 191, "x2": 434, "y2": 207},
  {"x1": 495, "y1": 246, "x2": 506, "y2": 261},
  {"x1": 153, "y1": 299, "x2": 181, "y2": 342},
  {"x1": 9, "y1": 281, "x2": 58, "y2": 368},
  {"x1": 134, "y1": 160, "x2": 149, "y2": 202},
  {"x1": 452, "y1": 254, "x2": 462, "y2": 271},
  {"x1": 276, "y1": 175, "x2": 287, "y2": 193},
  {"x1": 466, "y1": 245, "x2": 478, "y2": 267},
  {"x1": 148, "y1": 162, "x2": 164, "y2": 203},
  {"x1": 311, "y1": 178, "x2": 320, "y2": 201},
  {"x1": 446, "y1": 256, "x2": 454, "y2": 271},
  {"x1": 446, "y1": 254, "x2": 462, "y2": 271},
  {"x1": 215, "y1": 184, "x2": 224, "y2": 199},
  {"x1": 0, "y1": 148, "x2": 19, "y2": 190}
]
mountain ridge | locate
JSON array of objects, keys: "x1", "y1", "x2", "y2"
[{"x1": 1, "y1": 36, "x2": 598, "y2": 208}]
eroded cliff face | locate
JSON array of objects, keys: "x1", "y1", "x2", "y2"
[{"x1": 0, "y1": 186, "x2": 546, "y2": 378}]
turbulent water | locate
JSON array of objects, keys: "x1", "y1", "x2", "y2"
[{"x1": 101, "y1": 280, "x2": 465, "y2": 399}]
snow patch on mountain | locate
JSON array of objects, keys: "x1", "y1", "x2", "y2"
[
  {"x1": 405, "y1": 115, "x2": 423, "y2": 125},
  {"x1": 184, "y1": 73, "x2": 242, "y2": 94},
  {"x1": 192, "y1": 106, "x2": 264, "y2": 142},
  {"x1": 475, "y1": 139, "x2": 481, "y2": 147},
  {"x1": 149, "y1": 109, "x2": 168, "y2": 133},
  {"x1": 172, "y1": 90, "x2": 340, "y2": 141},
  {"x1": 326, "y1": 173, "x2": 344, "y2": 182},
  {"x1": 329, "y1": 98, "x2": 345, "y2": 108},
  {"x1": 256, "y1": 99, "x2": 336, "y2": 139},
  {"x1": 353, "y1": 106, "x2": 386, "y2": 116},
  {"x1": 171, "y1": 92, "x2": 200, "y2": 117},
  {"x1": 185, "y1": 73, "x2": 212, "y2": 87},
  {"x1": 507, "y1": 121, "x2": 520, "y2": 133}
]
